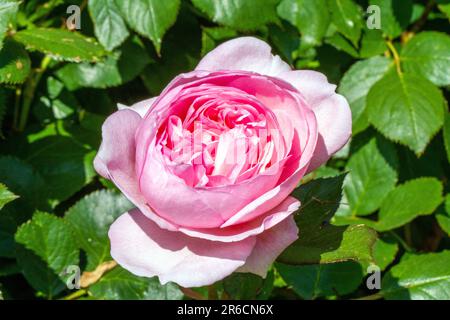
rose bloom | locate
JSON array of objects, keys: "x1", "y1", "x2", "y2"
[{"x1": 94, "y1": 37, "x2": 351, "y2": 288}]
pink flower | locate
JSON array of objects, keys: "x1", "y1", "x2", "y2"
[{"x1": 94, "y1": 37, "x2": 351, "y2": 287}]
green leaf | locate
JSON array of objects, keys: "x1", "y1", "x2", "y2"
[
  {"x1": 277, "y1": 0, "x2": 330, "y2": 48},
  {"x1": 436, "y1": 195, "x2": 450, "y2": 236},
  {"x1": 328, "y1": 0, "x2": 363, "y2": 46},
  {"x1": 192, "y1": 0, "x2": 279, "y2": 31},
  {"x1": 33, "y1": 76, "x2": 79, "y2": 121},
  {"x1": 276, "y1": 261, "x2": 363, "y2": 299},
  {"x1": 278, "y1": 175, "x2": 378, "y2": 265},
  {"x1": 381, "y1": 251, "x2": 450, "y2": 300},
  {"x1": 0, "y1": 0, "x2": 19, "y2": 50},
  {"x1": 343, "y1": 137, "x2": 398, "y2": 216},
  {"x1": 375, "y1": 178, "x2": 443, "y2": 231},
  {"x1": 359, "y1": 29, "x2": 388, "y2": 58},
  {"x1": 223, "y1": 272, "x2": 274, "y2": 300},
  {"x1": 369, "y1": 0, "x2": 413, "y2": 38},
  {"x1": 438, "y1": 1, "x2": 450, "y2": 19},
  {"x1": 88, "y1": 0, "x2": 129, "y2": 51},
  {"x1": 23, "y1": 123, "x2": 97, "y2": 204},
  {"x1": 56, "y1": 36, "x2": 151, "y2": 90},
  {"x1": 338, "y1": 56, "x2": 392, "y2": 134},
  {"x1": 366, "y1": 71, "x2": 445, "y2": 155},
  {"x1": 89, "y1": 266, "x2": 183, "y2": 300},
  {"x1": 0, "y1": 156, "x2": 48, "y2": 258},
  {"x1": 0, "y1": 156, "x2": 47, "y2": 210},
  {"x1": 325, "y1": 32, "x2": 359, "y2": 57},
  {"x1": 115, "y1": 0, "x2": 180, "y2": 54},
  {"x1": 15, "y1": 212, "x2": 79, "y2": 298},
  {"x1": 13, "y1": 28, "x2": 106, "y2": 62},
  {"x1": 201, "y1": 27, "x2": 237, "y2": 57},
  {"x1": 371, "y1": 236, "x2": 399, "y2": 271},
  {"x1": 0, "y1": 183, "x2": 18, "y2": 210},
  {"x1": 444, "y1": 112, "x2": 450, "y2": 164},
  {"x1": 0, "y1": 40, "x2": 31, "y2": 84},
  {"x1": 65, "y1": 190, "x2": 133, "y2": 271},
  {"x1": 141, "y1": 7, "x2": 201, "y2": 95},
  {"x1": 401, "y1": 32, "x2": 450, "y2": 87}
]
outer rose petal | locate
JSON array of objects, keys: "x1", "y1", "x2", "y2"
[
  {"x1": 93, "y1": 109, "x2": 179, "y2": 231},
  {"x1": 196, "y1": 37, "x2": 291, "y2": 77},
  {"x1": 237, "y1": 216, "x2": 298, "y2": 277},
  {"x1": 280, "y1": 70, "x2": 352, "y2": 171},
  {"x1": 109, "y1": 208, "x2": 256, "y2": 287},
  {"x1": 117, "y1": 97, "x2": 157, "y2": 118},
  {"x1": 178, "y1": 196, "x2": 300, "y2": 242}
]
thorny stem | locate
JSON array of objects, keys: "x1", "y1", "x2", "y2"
[
  {"x1": 410, "y1": 0, "x2": 436, "y2": 34},
  {"x1": 17, "y1": 55, "x2": 51, "y2": 132}
]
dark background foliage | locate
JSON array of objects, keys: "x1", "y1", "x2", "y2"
[{"x1": 0, "y1": 0, "x2": 449, "y2": 300}]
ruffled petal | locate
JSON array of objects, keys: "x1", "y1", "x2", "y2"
[
  {"x1": 178, "y1": 196, "x2": 300, "y2": 242},
  {"x1": 196, "y1": 37, "x2": 291, "y2": 76},
  {"x1": 280, "y1": 70, "x2": 351, "y2": 171},
  {"x1": 93, "y1": 109, "x2": 179, "y2": 231},
  {"x1": 109, "y1": 208, "x2": 256, "y2": 287},
  {"x1": 237, "y1": 215, "x2": 298, "y2": 277},
  {"x1": 117, "y1": 97, "x2": 157, "y2": 118}
]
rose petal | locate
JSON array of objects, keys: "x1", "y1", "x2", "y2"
[
  {"x1": 237, "y1": 215, "x2": 298, "y2": 277},
  {"x1": 280, "y1": 70, "x2": 351, "y2": 171},
  {"x1": 307, "y1": 94, "x2": 352, "y2": 171},
  {"x1": 178, "y1": 196, "x2": 300, "y2": 242},
  {"x1": 109, "y1": 208, "x2": 256, "y2": 287},
  {"x1": 196, "y1": 37, "x2": 291, "y2": 77},
  {"x1": 117, "y1": 97, "x2": 157, "y2": 118},
  {"x1": 93, "y1": 109, "x2": 179, "y2": 231}
]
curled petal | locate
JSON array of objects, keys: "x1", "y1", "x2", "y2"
[
  {"x1": 117, "y1": 97, "x2": 157, "y2": 118},
  {"x1": 94, "y1": 109, "x2": 178, "y2": 231},
  {"x1": 109, "y1": 208, "x2": 256, "y2": 287},
  {"x1": 196, "y1": 37, "x2": 291, "y2": 77},
  {"x1": 280, "y1": 70, "x2": 351, "y2": 171},
  {"x1": 237, "y1": 215, "x2": 298, "y2": 277},
  {"x1": 179, "y1": 196, "x2": 300, "y2": 242}
]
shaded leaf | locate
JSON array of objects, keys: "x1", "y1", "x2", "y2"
[
  {"x1": 89, "y1": 266, "x2": 182, "y2": 300},
  {"x1": 276, "y1": 261, "x2": 363, "y2": 299},
  {"x1": 65, "y1": 190, "x2": 133, "y2": 270},
  {"x1": 0, "y1": 40, "x2": 31, "y2": 84},
  {"x1": 0, "y1": 183, "x2": 18, "y2": 210},
  {"x1": 15, "y1": 212, "x2": 79, "y2": 298},
  {"x1": 278, "y1": 175, "x2": 377, "y2": 265}
]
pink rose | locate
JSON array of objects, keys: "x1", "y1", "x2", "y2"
[{"x1": 94, "y1": 37, "x2": 351, "y2": 287}]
